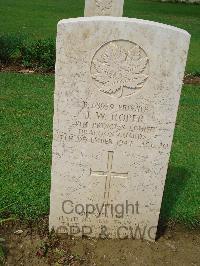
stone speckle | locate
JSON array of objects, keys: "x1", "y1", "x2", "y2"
[{"x1": 49, "y1": 17, "x2": 190, "y2": 241}]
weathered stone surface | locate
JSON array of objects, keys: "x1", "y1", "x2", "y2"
[
  {"x1": 84, "y1": 0, "x2": 124, "y2": 16},
  {"x1": 49, "y1": 17, "x2": 190, "y2": 241}
]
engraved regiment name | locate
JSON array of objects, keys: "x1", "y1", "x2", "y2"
[{"x1": 54, "y1": 100, "x2": 162, "y2": 151}]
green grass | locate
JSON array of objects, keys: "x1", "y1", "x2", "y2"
[
  {"x1": 0, "y1": 73, "x2": 54, "y2": 218},
  {"x1": 160, "y1": 84, "x2": 200, "y2": 226},
  {"x1": 0, "y1": 72, "x2": 200, "y2": 225},
  {"x1": 0, "y1": 0, "x2": 200, "y2": 72}
]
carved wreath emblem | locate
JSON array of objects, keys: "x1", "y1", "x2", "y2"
[
  {"x1": 95, "y1": 0, "x2": 112, "y2": 15},
  {"x1": 91, "y1": 40, "x2": 149, "y2": 98}
]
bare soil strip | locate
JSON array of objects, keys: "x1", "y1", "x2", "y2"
[
  {"x1": 1, "y1": 65, "x2": 200, "y2": 85},
  {"x1": 0, "y1": 218, "x2": 200, "y2": 265}
]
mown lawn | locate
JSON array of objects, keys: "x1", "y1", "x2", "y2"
[
  {"x1": 0, "y1": 0, "x2": 200, "y2": 72},
  {"x1": 0, "y1": 72, "x2": 200, "y2": 225},
  {"x1": 0, "y1": 73, "x2": 53, "y2": 218}
]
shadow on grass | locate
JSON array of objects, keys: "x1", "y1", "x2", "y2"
[{"x1": 156, "y1": 165, "x2": 190, "y2": 239}]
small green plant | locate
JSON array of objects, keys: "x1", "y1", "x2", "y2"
[
  {"x1": 0, "y1": 33, "x2": 24, "y2": 65},
  {"x1": 0, "y1": 206, "x2": 15, "y2": 265},
  {"x1": 21, "y1": 38, "x2": 56, "y2": 71},
  {"x1": 190, "y1": 70, "x2": 200, "y2": 77},
  {"x1": 0, "y1": 245, "x2": 5, "y2": 265}
]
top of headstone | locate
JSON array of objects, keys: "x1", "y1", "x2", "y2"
[
  {"x1": 58, "y1": 17, "x2": 190, "y2": 37},
  {"x1": 84, "y1": 0, "x2": 124, "y2": 17}
]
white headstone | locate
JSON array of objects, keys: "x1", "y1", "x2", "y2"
[
  {"x1": 50, "y1": 17, "x2": 190, "y2": 241},
  {"x1": 84, "y1": 0, "x2": 124, "y2": 16}
]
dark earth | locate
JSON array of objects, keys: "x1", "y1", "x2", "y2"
[
  {"x1": 0, "y1": 218, "x2": 200, "y2": 265},
  {"x1": 1, "y1": 65, "x2": 200, "y2": 85}
]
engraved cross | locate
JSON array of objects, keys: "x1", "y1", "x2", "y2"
[{"x1": 90, "y1": 151, "x2": 128, "y2": 203}]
